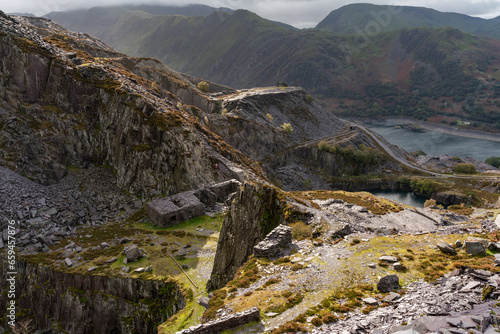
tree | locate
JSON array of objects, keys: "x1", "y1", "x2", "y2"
[{"x1": 485, "y1": 156, "x2": 500, "y2": 168}]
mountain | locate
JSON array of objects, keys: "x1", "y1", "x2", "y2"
[
  {"x1": 2, "y1": 11, "x2": 500, "y2": 334},
  {"x1": 47, "y1": 7, "x2": 500, "y2": 130},
  {"x1": 44, "y1": 4, "x2": 233, "y2": 39},
  {"x1": 316, "y1": 3, "x2": 500, "y2": 39},
  {"x1": 339, "y1": 26, "x2": 500, "y2": 129},
  {"x1": 92, "y1": 10, "x2": 322, "y2": 88}
]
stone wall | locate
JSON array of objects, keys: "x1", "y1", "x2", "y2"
[
  {"x1": 146, "y1": 180, "x2": 241, "y2": 227},
  {"x1": 175, "y1": 307, "x2": 260, "y2": 334}
]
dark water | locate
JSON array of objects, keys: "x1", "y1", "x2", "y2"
[
  {"x1": 367, "y1": 121, "x2": 500, "y2": 161},
  {"x1": 369, "y1": 189, "x2": 426, "y2": 208}
]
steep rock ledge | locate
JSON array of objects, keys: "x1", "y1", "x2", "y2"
[
  {"x1": 0, "y1": 15, "x2": 258, "y2": 198},
  {"x1": 0, "y1": 260, "x2": 186, "y2": 334},
  {"x1": 207, "y1": 182, "x2": 285, "y2": 291}
]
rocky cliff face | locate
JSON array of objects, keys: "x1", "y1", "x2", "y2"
[
  {"x1": 204, "y1": 88, "x2": 400, "y2": 190},
  {"x1": 0, "y1": 13, "x2": 257, "y2": 198},
  {"x1": 207, "y1": 182, "x2": 285, "y2": 291},
  {"x1": 0, "y1": 260, "x2": 186, "y2": 334}
]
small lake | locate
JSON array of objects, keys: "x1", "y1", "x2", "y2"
[
  {"x1": 367, "y1": 121, "x2": 500, "y2": 161},
  {"x1": 369, "y1": 189, "x2": 426, "y2": 208}
]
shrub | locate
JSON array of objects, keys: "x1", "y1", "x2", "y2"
[
  {"x1": 274, "y1": 257, "x2": 291, "y2": 265},
  {"x1": 411, "y1": 150, "x2": 426, "y2": 157},
  {"x1": 263, "y1": 278, "x2": 281, "y2": 287},
  {"x1": 271, "y1": 322, "x2": 308, "y2": 334},
  {"x1": 281, "y1": 123, "x2": 293, "y2": 135},
  {"x1": 486, "y1": 156, "x2": 500, "y2": 168},
  {"x1": 350, "y1": 239, "x2": 361, "y2": 245},
  {"x1": 290, "y1": 221, "x2": 312, "y2": 240},
  {"x1": 410, "y1": 179, "x2": 437, "y2": 197},
  {"x1": 266, "y1": 113, "x2": 273, "y2": 120},
  {"x1": 151, "y1": 81, "x2": 159, "y2": 92},
  {"x1": 448, "y1": 204, "x2": 474, "y2": 215},
  {"x1": 453, "y1": 163, "x2": 476, "y2": 174},
  {"x1": 295, "y1": 314, "x2": 306, "y2": 323},
  {"x1": 318, "y1": 140, "x2": 330, "y2": 151},
  {"x1": 305, "y1": 94, "x2": 314, "y2": 104},
  {"x1": 322, "y1": 312, "x2": 338, "y2": 323},
  {"x1": 197, "y1": 81, "x2": 210, "y2": 92},
  {"x1": 311, "y1": 317, "x2": 323, "y2": 326},
  {"x1": 202, "y1": 288, "x2": 227, "y2": 321}
]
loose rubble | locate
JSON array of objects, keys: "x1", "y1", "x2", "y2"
[
  {"x1": 314, "y1": 268, "x2": 500, "y2": 334},
  {"x1": 0, "y1": 166, "x2": 137, "y2": 255}
]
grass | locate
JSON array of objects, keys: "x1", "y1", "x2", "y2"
[
  {"x1": 137, "y1": 213, "x2": 223, "y2": 233},
  {"x1": 19, "y1": 211, "x2": 225, "y2": 291},
  {"x1": 290, "y1": 221, "x2": 313, "y2": 240}
]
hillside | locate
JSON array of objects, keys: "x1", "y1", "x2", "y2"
[
  {"x1": 316, "y1": 3, "x2": 500, "y2": 39},
  {"x1": 1, "y1": 11, "x2": 500, "y2": 334},
  {"x1": 337, "y1": 26, "x2": 500, "y2": 130},
  {"x1": 47, "y1": 6, "x2": 500, "y2": 131},
  {"x1": 44, "y1": 4, "x2": 233, "y2": 39},
  {"x1": 79, "y1": 9, "x2": 317, "y2": 89}
]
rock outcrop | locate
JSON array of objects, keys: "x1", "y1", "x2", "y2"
[
  {"x1": 432, "y1": 192, "x2": 468, "y2": 206},
  {"x1": 0, "y1": 260, "x2": 186, "y2": 334},
  {"x1": 253, "y1": 224, "x2": 292, "y2": 258},
  {"x1": 377, "y1": 274, "x2": 400, "y2": 293},
  {"x1": 207, "y1": 182, "x2": 285, "y2": 291},
  {"x1": 0, "y1": 14, "x2": 254, "y2": 198},
  {"x1": 464, "y1": 237, "x2": 488, "y2": 256}
]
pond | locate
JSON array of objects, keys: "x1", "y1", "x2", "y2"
[{"x1": 369, "y1": 189, "x2": 427, "y2": 208}]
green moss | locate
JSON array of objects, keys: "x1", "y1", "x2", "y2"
[
  {"x1": 132, "y1": 144, "x2": 152, "y2": 152},
  {"x1": 67, "y1": 287, "x2": 89, "y2": 304},
  {"x1": 126, "y1": 207, "x2": 147, "y2": 223},
  {"x1": 202, "y1": 288, "x2": 228, "y2": 321},
  {"x1": 42, "y1": 105, "x2": 65, "y2": 114},
  {"x1": 264, "y1": 292, "x2": 304, "y2": 314}
]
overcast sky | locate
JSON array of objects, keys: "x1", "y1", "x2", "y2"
[{"x1": 2, "y1": 0, "x2": 500, "y2": 28}]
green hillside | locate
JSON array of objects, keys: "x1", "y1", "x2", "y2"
[
  {"x1": 44, "y1": 4, "x2": 233, "y2": 38},
  {"x1": 316, "y1": 3, "x2": 500, "y2": 39},
  {"x1": 46, "y1": 5, "x2": 500, "y2": 131},
  {"x1": 97, "y1": 9, "x2": 347, "y2": 89}
]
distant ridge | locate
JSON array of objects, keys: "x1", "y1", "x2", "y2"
[
  {"x1": 316, "y1": 3, "x2": 500, "y2": 39},
  {"x1": 44, "y1": 4, "x2": 233, "y2": 38},
  {"x1": 44, "y1": 4, "x2": 500, "y2": 131},
  {"x1": 8, "y1": 13, "x2": 35, "y2": 17}
]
